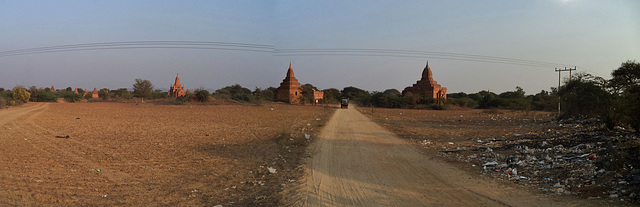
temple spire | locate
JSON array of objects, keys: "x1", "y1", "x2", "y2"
[
  {"x1": 174, "y1": 73, "x2": 181, "y2": 87},
  {"x1": 421, "y1": 60, "x2": 433, "y2": 81},
  {"x1": 286, "y1": 62, "x2": 294, "y2": 78}
]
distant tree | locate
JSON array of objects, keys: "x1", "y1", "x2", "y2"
[
  {"x1": 65, "y1": 87, "x2": 73, "y2": 92},
  {"x1": 559, "y1": 72, "x2": 614, "y2": 128},
  {"x1": 133, "y1": 79, "x2": 154, "y2": 99},
  {"x1": 371, "y1": 90, "x2": 408, "y2": 108},
  {"x1": 301, "y1": 83, "x2": 319, "y2": 104},
  {"x1": 448, "y1": 92, "x2": 468, "y2": 99},
  {"x1": 213, "y1": 88, "x2": 232, "y2": 100},
  {"x1": 530, "y1": 90, "x2": 556, "y2": 111},
  {"x1": 112, "y1": 88, "x2": 132, "y2": 99},
  {"x1": 0, "y1": 88, "x2": 4, "y2": 92},
  {"x1": 253, "y1": 87, "x2": 276, "y2": 102},
  {"x1": 151, "y1": 90, "x2": 168, "y2": 99},
  {"x1": 98, "y1": 88, "x2": 110, "y2": 100},
  {"x1": 28, "y1": 86, "x2": 42, "y2": 102},
  {"x1": 609, "y1": 60, "x2": 640, "y2": 94},
  {"x1": 77, "y1": 88, "x2": 85, "y2": 95},
  {"x1": 194, "y1": 89, "x2": 210, "y2": 102},
  {"x1": 11, "y1": 87, "x2": 30, "y2": 104},
  {"x1": 59, "y1": 91, "x2": 82, "y2": 103},
  {"x1": 609, "y1": 60, "x2": 640, "y2": 130},
  {"x1": 383, "y1": 89, "x2": 401, "y2": 96},
  {"x1": 322, "y1": 88, "x2": 341, "y2": 104},
  {"x1": 215, "y1": 84, "x2": 253, "y2": 102},
  {"x1": 341, "y1": 86, "x2": 371, "y2": 105}
]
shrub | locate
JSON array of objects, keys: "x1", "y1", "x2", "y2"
[
  {"x1": 194, "y1": 89, "x2": 210, "y2": 102},
  {"x1": 58, "y1": 91, "x2": 83, "y2": 103},
  {"x1": 11, "y1": 87, "x2": 30, "y2": 104},
  {"x1": 37, "y1": 91, "x2": 58, "y2": 102}
]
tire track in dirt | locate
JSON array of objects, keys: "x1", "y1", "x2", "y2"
[{"x1": 294, "y1": 106, "x2": 597, "y2": 207}]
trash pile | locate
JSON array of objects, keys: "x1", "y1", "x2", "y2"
[{"x1": 437, "y1": 118, "x2": 640, "y2": 204}]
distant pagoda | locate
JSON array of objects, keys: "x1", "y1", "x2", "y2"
[
  {"x1": 169, "y1": 73, "x2": 186, "y2": 98},
  {"x1": 276, "y1": 63, "x2": 302, "y2": 104},
  {"x1": 402, "y1": 61, "x2": 447, "y2": 104},
  {"x1": 91, "y1": 87, "x2": 99, "y2": 98}
]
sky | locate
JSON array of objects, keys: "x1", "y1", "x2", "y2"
[{"x1": 0, "y1": 0, "x2": 638, "y2": 94}]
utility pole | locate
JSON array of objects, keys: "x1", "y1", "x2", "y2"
[{"x1": 555, "y1": 67, "x2": 577, "y2": 115}]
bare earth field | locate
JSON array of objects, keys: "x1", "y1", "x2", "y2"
[{"x1": 0, "y1": 102, "x2": 333, "y2": 206}]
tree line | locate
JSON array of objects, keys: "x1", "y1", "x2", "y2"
[{"x1": 2, "y1": 60, "x2": 638, "y2": 130}]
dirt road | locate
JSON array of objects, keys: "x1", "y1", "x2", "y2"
[{"x1": 296, "y1": 106, "x2": 598, "y2": 207}]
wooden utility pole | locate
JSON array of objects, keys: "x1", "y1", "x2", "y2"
[{"x1": 555, "y1": 67, "x2": 577, "y2": 115}]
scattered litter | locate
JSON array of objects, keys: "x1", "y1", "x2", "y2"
[
  {"x1": 304, "y1": 134, "x2": 310, "y2": 140},
  {"x1": 267, "y1": 167, "x2": 276, "y2": 174},
  {"x1": 55, "y1": 135, "x2": 70, "y2": 139},
  {"x1": 435, "y1": 117, "x2": 639, "y2": 204},
  {"x1": 483, "y1": 161, "x2": 498, "y2": 166}
]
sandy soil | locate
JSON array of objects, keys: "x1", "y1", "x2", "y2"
[
  {"x1": 0, "y1": 102, "x2": 333, "y2": 206},
  {"x1": 287, "y1": 106, "x2": 602, "y2": 206}
]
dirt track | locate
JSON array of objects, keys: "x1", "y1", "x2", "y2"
[{"x1": 295, "y1": 106, "x2": 599, "y2": 207}]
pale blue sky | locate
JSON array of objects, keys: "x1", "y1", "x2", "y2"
[{"x1": 1, "y1": 0, "x2": 638, "y2": 94}]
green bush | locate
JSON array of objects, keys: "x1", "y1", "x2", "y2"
[
  {"x1": 58, "y1": 91, "x2": 83, "y2": 103},
  {"x1": 37, "y1": 91, "x2": 58, "y2": 102},
  {"x1": 194, "y1": 89, "x2": 210, "y2": 102}
]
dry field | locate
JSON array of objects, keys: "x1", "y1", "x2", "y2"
[
  {"x1": 0, "y1": 102, "x2": 333, "y2": 206},
  {"x1": 360, "y1": 107, "x2": 555, "y2": 148}
]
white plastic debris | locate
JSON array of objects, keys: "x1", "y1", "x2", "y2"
[
  {"x1": 483, "y1": 161, "x2": 498, "y2": 166},
  {"x1": 304, "y1": 134, "x2": 310, "y2": 139},
  {"x1": 268, "y1": 167, "x2": 277, "y2": 174}
]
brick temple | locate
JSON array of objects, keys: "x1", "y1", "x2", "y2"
[
  {"x1": 169, "y1": 73, "x2": 186, "y2": 98},
  {"x1": 276, "y1": 63, "x2": 302, "y2": 104},
  {"x1": 402, "y1": 61, "x2": 447, "y2": 104},
  {"x1": 91, "y1": 87, "x2": 99, "y2": 98}
]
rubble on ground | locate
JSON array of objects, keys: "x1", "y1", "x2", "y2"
[{"x1": 431, "y1": 117, "x2": 639, "y2": 204}]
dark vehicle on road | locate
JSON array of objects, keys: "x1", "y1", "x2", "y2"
[{"x1": 341, "y1": 98, "x2": 349, "y2": 109}]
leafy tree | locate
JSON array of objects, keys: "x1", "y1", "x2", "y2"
[
  {"x1": 559, "y1": 72, "x2": 614, "y2": 128},
  {"x1": 112, "y1": 88, "x2": 132, "y2": 99},
  {"x1": 59, "y1": 91, "x2": 83, "y2": 103},
  {"x1": 12, "y1": 87, "x2": 30, "y2": 104},
  {"x1": 301, "y1": 83, "x2": 318, "y2": 104},
  {"x1": 65, "y1": 87, "x2": 73, "y2": 92},
  {"x1": 213, "y1": 88, "x2": 232, "y2": 99},
  {"x1": 341, "y1": 86, "x2": 371, "y2": 105},
  {"x1": 151, "y1": 90, "x2": 168, "y2": 99},
  {"x1": 530, "y1": 90, "x2": 556, "y2": 111},
  {"x1": 253, "y1": 87, "x2": 276, "y2": 102},
  {"x1": 609, "y1": 60, "x2": 640, "y2": 94},
  {"x1": 98, "y1": 88, "x2": 110, "y2": 100},
  {"x1": 214, "y1": 84, "x2": 254, "y2": 102},
  {"x1": 609, "y1": 60, "x2": 640, "y2": 130},
  {"x1": 322, "y1": 88, "x2": 341, "y2": 104},
  {"x1": 194, "y1": 89, "x2": 210, "y2": 102},
  {"x1": 133, "y1": 79, "x2": 154, "y2": 99},
  {"x1": 370, "y1": 90, "x2": 408, "y2": 108}
]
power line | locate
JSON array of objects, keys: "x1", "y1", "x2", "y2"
[{"x1": 0, "y1": 41, "x2": 579, "y2": 69}]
